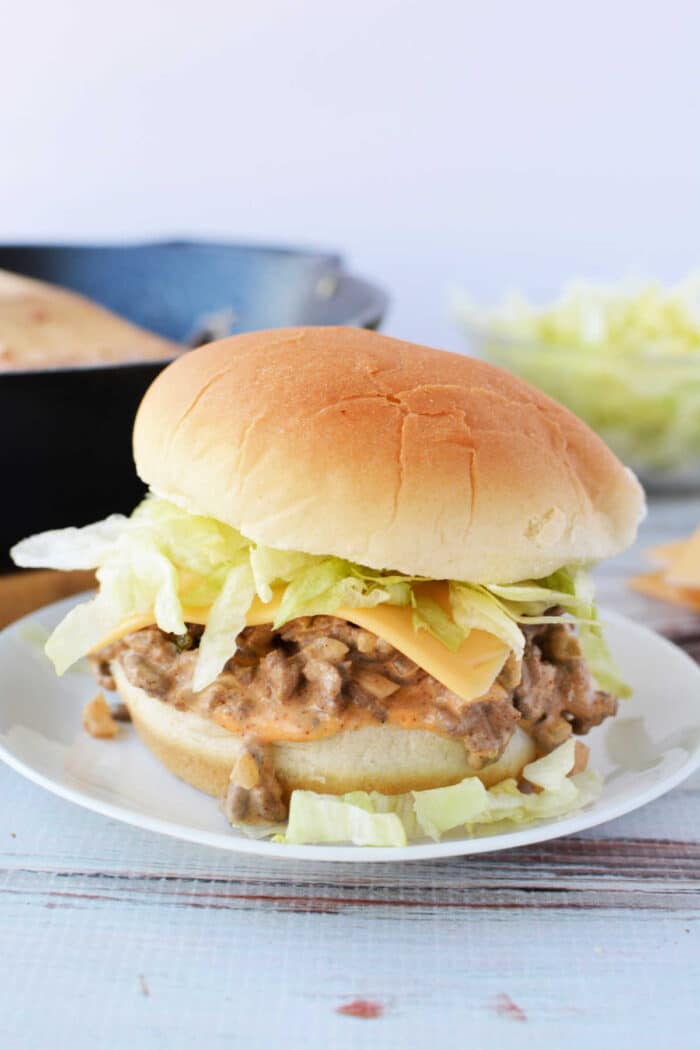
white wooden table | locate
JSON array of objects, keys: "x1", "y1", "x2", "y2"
[{"x1": 1, "y1": 496, "x2": 699, "y2": 1050}]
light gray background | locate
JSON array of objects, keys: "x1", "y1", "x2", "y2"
[
  {"x1": 2, "y1": 9, "x2": 700, "y2": 1044},
  {"x1": 2, "y1": 0, "x2": 699, "y2": 349}
]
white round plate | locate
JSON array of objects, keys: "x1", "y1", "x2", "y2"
[{"x1": 1, "y1": 596, "x2": 699, "y2": 862}]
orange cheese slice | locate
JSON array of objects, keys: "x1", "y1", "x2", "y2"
[{"x1": 90, "y1": 583, "x2": 510, "y2": 703}]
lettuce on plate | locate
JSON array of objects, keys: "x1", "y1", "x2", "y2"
[
  {"x1": 281, "y1": 740, "x2": 602, "y2": 846},
  {"x1": 11, "y1": 493, "x2": 624, "y2": 694},
  {"x1": 286, "y1": 792, "x2": 408, "y2": 847}
]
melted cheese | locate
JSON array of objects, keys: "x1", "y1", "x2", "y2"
[{"x1": 91, "y1": 582, "x2": 511, "y2": 703}]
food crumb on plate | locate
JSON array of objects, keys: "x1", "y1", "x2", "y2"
[{"x1": 82, "y1": 692, "x2": 119, "y2": 739}]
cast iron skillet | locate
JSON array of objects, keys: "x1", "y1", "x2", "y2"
[{"x1": 2, "y1": 241, "x2": 388, "y2": 568}]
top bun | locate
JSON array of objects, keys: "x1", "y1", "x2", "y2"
[{"x1": 133, "y1": 327, "x2": 644, "y2": 583}]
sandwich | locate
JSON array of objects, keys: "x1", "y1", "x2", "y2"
[{"x1": 12, "y1": 327, "x2": 645, "y2": 845}]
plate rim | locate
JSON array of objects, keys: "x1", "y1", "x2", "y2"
[{"x1": 1, "y1": 598, "x2": 699, "y2": 863}]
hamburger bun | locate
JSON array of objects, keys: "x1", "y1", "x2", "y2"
[
  {"x1": 134, "y1": 326, "x2": 644, "y2": 584},
  {"x1": 113, "y1": 662, "x2": 539, "y2": 799}
]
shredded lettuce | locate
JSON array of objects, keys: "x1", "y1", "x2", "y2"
[
  {"x1": 538, "y1": 567, "x2": 631, "y2": 697},
  {"x1": 450, "y1": 583, "x2": 527, "y2": 656},
  {"x1": 11, "y1": 494, "x2": 625, "y2": 695},
  {"x1": 250, "y1": 546, "x2": 318, "y2": 603},
  {"x1": 11, "y1": 515, "x2": 129, "y2": 570},
  {"x1": 410, "y1": 592, "x2": 465, "y2": 652},
  {"x1": 273, "y1": 558, "x2": 414, "y2": 627},
  {"x1": 193, "y1": 563, "x2": 255, "y2": 691},
  {"x1": 277, "y1": 741, "x2": 602, "y2": 846},
  {"x1": 412, "y1": 777, "x2": 489, "y2": 839},
  {"x1": 45, "y1": 593, "x2": 128, "y2": 676},
  {"x1": 454, "y1": 274, "x2": 700, "y2": 474},
  {"x1": 521, "y1": 737, "x2": 575, "y2": 790},
  {"x1": 286, "y1": 791, "x2": 407, "y2": 846}
]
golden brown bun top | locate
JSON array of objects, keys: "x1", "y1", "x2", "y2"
[
  {"x1": 0, "y1": 269, "x2": 179, "y2": 371},
  {"x1": 133, "y1": 327, "x2": 644, "y2": 582}
]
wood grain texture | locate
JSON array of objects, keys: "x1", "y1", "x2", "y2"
[
  {"x1": 0, "y1": 569, "x2": 94, "y2": 629},
  {"x1": 1, "y1": 763, "x2": 698, "y2": 1050},
  {"x1": 1, "y1": 496, "x2": 700, "y2": 1049}
]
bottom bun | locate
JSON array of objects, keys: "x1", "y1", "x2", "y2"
[{"x1": 112, "y1": 662, "x2": 538, "y2": 799}]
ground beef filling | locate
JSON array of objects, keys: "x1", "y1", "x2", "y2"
[
  {"x1": 515, "y1": 620, "x2": 617, "y2": 749},
  {"x1": 91, "y1": 612, "x2": 616, "y2": 823}
]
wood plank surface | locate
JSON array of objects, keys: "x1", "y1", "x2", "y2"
[
  {"x1": 1, "y1": 762, "x2": 698, "y2": 1050},
  {"x1": 1, "y1": 496, "x2": 699, "y2": 1049},
  {"x1": 0, "y1": 569, "x2": 94, "y2": 629}
]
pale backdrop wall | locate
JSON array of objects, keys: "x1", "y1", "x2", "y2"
[{"x1": 2, "y1": 0, "x2": 699, "y2": 350}]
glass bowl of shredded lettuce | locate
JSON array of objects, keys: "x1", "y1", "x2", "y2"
[{"x1": 454, "y1": 274, "x2": 700, "y2": 488}]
